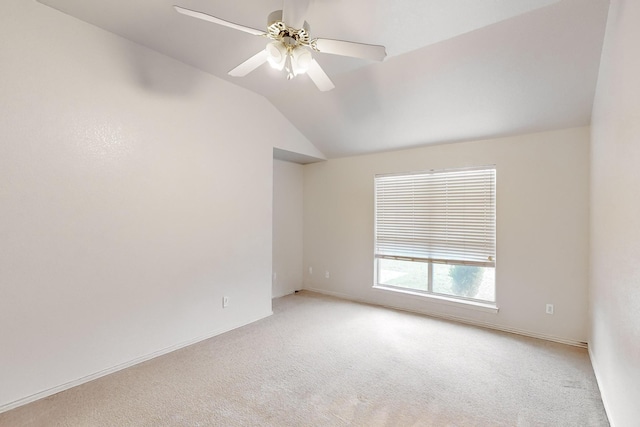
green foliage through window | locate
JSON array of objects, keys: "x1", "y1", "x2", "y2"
[{"x1": 449, "y1": 265, "x2": 484, "y2": 298}]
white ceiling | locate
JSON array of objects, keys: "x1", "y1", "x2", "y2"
[{"x1": 36, "y1": 0, "x2": 609, "y2": 159}]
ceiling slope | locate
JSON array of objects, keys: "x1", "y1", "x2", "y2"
[
  {"x1": 36, "y1": 0, "x2": 609, "y2": 158},
  {"x1": 270, "y1": 0, "x2": 610, "y2": 157}
]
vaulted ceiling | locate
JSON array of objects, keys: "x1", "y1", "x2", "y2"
[{"x1": 36, "y1": 0, "x2": 609, "y2": 158}]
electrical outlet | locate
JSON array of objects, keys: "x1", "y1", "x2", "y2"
[
  {"x1": 546, "y1": 304, "x2": 554, "y2": 315},
  {"x1": 309, "y1": 267, "x2": 313, "y2": 275},
  {"x1": 325, "y1": 271, "x2": 330, "y2": 279},
  {"x1": 223, "y1": 296, "x2": 229, "y2": 308},
  {"x1": 273, "y1": 272, "x2": 277, "y2": 281}
]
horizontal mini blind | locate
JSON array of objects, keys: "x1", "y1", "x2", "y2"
[{"x1": 375, "y1": 167, "x2": 496, "y2": 267}]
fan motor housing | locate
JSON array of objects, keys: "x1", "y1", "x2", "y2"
[{"x1": 267, "y1": 10, "x2": 310, "y2": 45}]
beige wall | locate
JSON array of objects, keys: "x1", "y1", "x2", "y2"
[
  {"x1": 304, "y1": 127, "x2": 590, "y2": 344},
  {"x1": 272, "y1": 159, "x2": 304, "y2": 298},
  {"x1": 0, "y1": 0, "x2": 315, "y2": 410},
  {"x1": 590, "y1": 0, "x2": 640, "y2": 425}
]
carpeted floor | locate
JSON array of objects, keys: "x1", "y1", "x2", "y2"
[{"x1": 0, "y1": 291, "x2": 609, "y2": 426}]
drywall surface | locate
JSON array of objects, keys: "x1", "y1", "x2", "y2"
[
  {"x1": 304, "y1": 127, "x2": 590, "y2": 344},
  {"x1": 590, "y1": 0, "x2": 640, "y2": 425},
  {"x1": 272, "y1": 159, "x2": 304, "y2": 298},
  {"x1": 0, "y1": 0, "x2": 315, "y2": 410}
]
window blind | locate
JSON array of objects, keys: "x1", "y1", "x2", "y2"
[{"x1": 375, "y1": 167, "x2": 496, "y2": 267}]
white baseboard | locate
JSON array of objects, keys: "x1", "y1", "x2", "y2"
[
  {"x1": 272, "y1": 289, "x2": 300, "y2": 299},
  {"x1": 0, "y1": 311, "x2": 273, "y2": 414},
  {"x1": 588, "y1": 346, "x2": 615, "y2": 427},
  {"x1": 304, "y1": 287, "x2": 588, "y2": 348}
]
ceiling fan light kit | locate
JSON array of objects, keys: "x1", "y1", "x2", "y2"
[
  {"x1": 266, "y1": 41, "x2": 311, "y2": 79},
  {"x1": 174, "y1": 3, "x2": 386, "y2": 91}
]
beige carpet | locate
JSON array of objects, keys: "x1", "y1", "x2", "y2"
[{"x1": 0, "y1": 291, "x2": 609, "y2": 426}]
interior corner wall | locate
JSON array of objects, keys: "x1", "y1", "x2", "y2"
[
  {"x1": 0, "y1": 0, "x2": 313, "y2": 410},
  {"x1": 589, "y1": 0, "x2": 640, "y2": 425},
  {"x1": 272, "y1": 159, "x2": 304, "y2": 298},
  {"x1": 303, "y1": 127, "x2": 590, "y2": 344}
]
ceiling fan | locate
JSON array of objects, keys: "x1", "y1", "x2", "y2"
[{"x1": 173, "y1": 1, "x2": 387, "y2": 91}]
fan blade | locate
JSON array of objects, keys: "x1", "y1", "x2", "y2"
[
  {"x1": 313, "y1": 38, "x2": 386, "y2": 61},
  {"x1": 306, "y1": 59, "x2": 335, "y2": 92},
  {"x1": 282, "y1": 0, "x2": 310, "y2": 30},
  {"x1": 228, "y1": 50, "x2": 269, "y2": 77},
  {"x1": 174, "y1": 6, "x2": 266, "y2": 37}
]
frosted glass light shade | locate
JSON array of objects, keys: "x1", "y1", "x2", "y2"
[
  {"x1": 292, "y1": 47, "x2": 312, "y2": 75},
  {"x1": 266, "y1": 42, "x2": 286, "y2": 70}
]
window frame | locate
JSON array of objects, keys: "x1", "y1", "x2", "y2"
[{"x1": 373, "y1": 166, "x2": 497, "y2": 308}]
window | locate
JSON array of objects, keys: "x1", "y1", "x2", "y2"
[{"x1": 374, "y1": 167, "x2": 496, "y2": 305}]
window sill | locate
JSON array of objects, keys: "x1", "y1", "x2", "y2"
[{"x1": 373, "y1": 285, "x2": 499, "y2": 314}]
